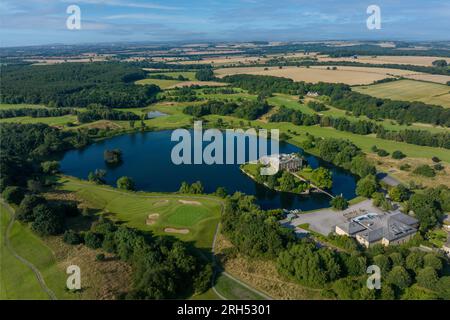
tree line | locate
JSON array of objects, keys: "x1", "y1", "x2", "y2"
[
  {"x1": 270, "y1": 106, "x2": 450, "y2": 149},
  {"x1": 183, "y1": 99, "x2": 270, "y2": 120},
  {"x1": 223, "y1": 75, "x2": 450, "y2": 127}
]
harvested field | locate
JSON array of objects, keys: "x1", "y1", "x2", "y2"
[
  {"x1": 164, "y1": 228, "x2": 189, "y2": 234},
  {"x1": 318, "y1": 55, "x2": 450, "y2": 67},
  {"x1": 354, "y1": 79, "x2": 450, "y2": 108},
  {"x1": 215, "y1": 66, "x2": 420, "y2": 85}
]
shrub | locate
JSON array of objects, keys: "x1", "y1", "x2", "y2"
[
  {"x1": 2, "y1": 186, "x2": 24, "y2": 205},
  {"x1": 356, "y1": 174, "x2": 378, "y2": 198},
  {"x1": 387, "y1": 266, "x2": 411, "y2": 290},
  {"x1": 413, "y1": 165, "x2": 435, "y2": 177},
  {"x1": 84, "y1": 231, "x2": 103, "y2": 249},
  {"x1": 117, "y1": 176, "x2": 135, "y2": 190},
  {"x1": 96, "y1": 253, "x2": 106, "y2": 261},
  {"x1": 431, "y1": 156, "x2": 441, "y2": 163},
  {"x1": 377, "y1": 149, "x2": 389, "y2": 157},
  {"x1": 63, "y1": 230, "x2": 83, "y2": 245},
  {"x1": 330, "y1": 195, "x2": 348, "y2": 210},
  {"x1": 392, "y1": 150, "x2": 406, "y2": 159},
  {"x1": 416, "y1": 267, "x2": 439, "y2": 290},
  {"x1": 399, "y1": 163, "x2": 411, "y2": 171},
  {"x1": 31, "y1": 204, "x2": 64, "y2": 236}
]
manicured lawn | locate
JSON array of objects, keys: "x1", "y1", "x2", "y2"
[
  {"x1": 0, "y1": 203, "x2": 74, "y2": 300},
  {"x1": 354, "y1": 79, "x2": 450, "y2": 108},
  {"x1": 57, "y1": 177, "x2": 222, "y2": 250}
]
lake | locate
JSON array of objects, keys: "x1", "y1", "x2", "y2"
[{"x1": 60, "y1": 130, "x2": 357, "y2": 211}]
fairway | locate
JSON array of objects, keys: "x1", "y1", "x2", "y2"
[
  {"x1": 354, "y1": 79, "x2": 450, "y2": 108},
  {"x1": 0, "y1": 202, "x2": 73, "y2": 300},
  {"x1": 58, "y1": 177, "x2": 222, "y2": 249}
]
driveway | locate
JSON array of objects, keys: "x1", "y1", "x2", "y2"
[{"x1": 284, "y1": 199, "x2": 383, "y2": 236}]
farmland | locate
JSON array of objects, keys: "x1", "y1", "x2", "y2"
[
  {"x1": 215, "y1": 65, "x2": 423, "y2": 85},
  {"x1": 318, "y1": 55, "x2": 450, "y2": 67},
  {"x1": 354, "y1": 79, "x2": 450, "y2": 108}
]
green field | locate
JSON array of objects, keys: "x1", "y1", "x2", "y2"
[
  {"x1": 0, "y1": 202, "x2": 74, "y2": 300},
  {"x1": 354, "y1": 79, "x2": 450, "y2": 108},
  {"x1": 0, "y1": 103, "x2": 48, "y2": 109},
  {"x1": 0, "y1": 115, "x2": 78, "y2": 127},
  {"x1": 135, "y1": 78, "x2": 181, "y2": 88},
  {"x1": 58, "y1": 177, "x2": 222, "y2": 250}
]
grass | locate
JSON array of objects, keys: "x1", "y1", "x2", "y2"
[
  {"x1": 0, "y1": 103, "x2": 48, "y2": 109},
  {"x1": 0, "y1": 203, "x2": 74, "y2": 300},
  {"x1": 0, "y1": 115, "x2": 78, "y2": 127},
  {"x1": 57, "y1": 176, "x2": 222, "y2": 250},
  {"x1": 135, "y1": 78, "x2": 181, "y2": 88},
  {"x1": 213, "y1": 274, "x2": 266, "y2": 300},
  {"x1": 354, "y1": 79, "x2": 450, "y2": 108}
]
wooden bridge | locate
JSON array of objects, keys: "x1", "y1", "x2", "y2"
[{"x1": 291, "y1": 172, "x2": 335, "y2": 199}]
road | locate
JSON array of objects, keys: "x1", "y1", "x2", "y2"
[{"x1": 1, "y1": 199, "x2": 57, "y2": 300}]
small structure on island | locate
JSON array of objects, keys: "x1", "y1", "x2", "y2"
[{"x1": 264, "y1": 153, "x2": 304, "y2": 172}]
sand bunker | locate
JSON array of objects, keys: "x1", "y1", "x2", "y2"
[
  {"x1": 145, "y1": 213, "x2": 160, "y2": 225},
  {"x1": 153, "y1": 200, "x2": 169, "y2": 206},
  {"x1": 164, "y1": 228, "x2": 190, "y2": 234},
  {"x1": 178, "y1": 200, "x2": 201, "y2": 205}
]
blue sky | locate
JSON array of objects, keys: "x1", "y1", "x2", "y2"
[{"x1": 1, "y1": 0, "x2": 449, "y2": 47}]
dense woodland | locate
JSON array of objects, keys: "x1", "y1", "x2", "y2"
[
  {"x1": 183, "y1": 99, "x2": 270, "y2": 120},
  {"x1": 0, "y1": 63, "x2": 160, "y2": 108}
]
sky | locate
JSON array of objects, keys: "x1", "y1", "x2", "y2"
[{"x1": 1, "y1": 0, "x2": 449, "y2": 47}]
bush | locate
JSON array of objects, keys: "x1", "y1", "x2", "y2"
[
  {"x1": 431, "y1": 156, "x2": 441, "y2": 163},
  {"x1": 96, "y1": 253, "x2": 106, "y2": 261},
  {"x1": 399, "y1": 163, "x2": 411, "y2": 171},
  {"x1": 330, "y1": 195, "x2": 348, "y2": 210},
  {"x1": 41, "y1": 161, "x2": 60, "y2": 174},
  {"x1": 2, "y1": 186, "x2": 24, "y2": 205},
  {"x1": 16, "y1": 194, "x2": 46, "y2": 222},
  {"x1": 392, "y1": 150, "x2": 406, "y2": 159},
  {"x1": 413, "y1": 165, "x2": 436, "y2": 177},
  {"x1": 377, "y1": 149, "x2": 389, "y2": 157},
  {"x1": 356, "y1": 174, "x2": 378, "y2": 198},
  {"x1": 117, "y1": 176, "x2": 135, "y2": 190},
  {"x1": 31, "y1": 204, "x2": 64, "y2": 236},
  {"x1": 387, "y1": 266, "x2": 411, "y2": 290},
  {"x1": 84, "y1": 231, "x2": 103, "y2": 249},
  {"x1": 416, "y1": 267, "x2": 439, "y2": 290},
  {"x1": 63, "y1": 230, "x2": 83, "y2": 245}
]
